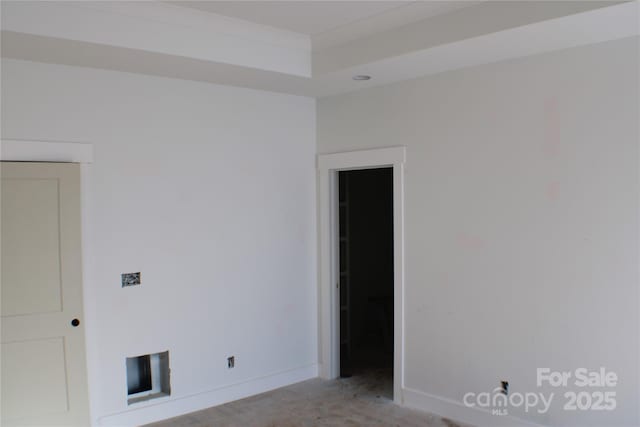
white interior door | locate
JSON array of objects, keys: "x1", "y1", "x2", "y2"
[{"x1": 1, "y1": 162, "x2": 90, "y2": 426}]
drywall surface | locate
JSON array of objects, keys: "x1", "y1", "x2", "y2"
[
  {"x1": 318, "y1": 37, "x2": 639, "y2": 427},
  {"x1": 1, "y1": 59, "x2": 317, "y2": 426}
]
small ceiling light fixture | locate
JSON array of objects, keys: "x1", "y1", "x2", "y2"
[{"x1": 352, "y1": 75, "x2": 371, "y2": 81}]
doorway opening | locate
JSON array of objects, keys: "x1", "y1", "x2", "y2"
[
  {"x1": 318, "y1": 146, "x2": 404, "y2": 402},
  {"x1": 338, "y1": 167, "x2": 394, "y2": 395}
]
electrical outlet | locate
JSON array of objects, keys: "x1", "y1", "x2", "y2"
[
  {"x1": 122, "y1": 272, "x2": 141, "y2": 287},
  {"x1": 500, "y1": 380, "x2": 509, "y2": 395},
  {"x1": 227, "y1": 356, "x2": 235, "y2": 369}
]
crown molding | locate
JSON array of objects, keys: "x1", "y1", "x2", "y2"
[{"x1": 1, "y1": 0, "x2": 311, "y2": 77}]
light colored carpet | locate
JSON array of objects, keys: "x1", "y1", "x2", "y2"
[{"x1": 146, "y1": 368, "x2": 470, "y2": 427}]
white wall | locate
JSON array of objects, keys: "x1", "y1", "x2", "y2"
[
  {"x1": 1, "y1": 59, "x2": 318, "y2": 426},
  {"x1": 318, "y1": 37, "x2": 639, "y2": 427}
]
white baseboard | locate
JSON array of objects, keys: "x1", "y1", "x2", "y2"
[
  {"x1": 402, "y1": 387, "x2": 547, "y2": 427},
  {"x1": 98, "y1": 363, "x2": 318, "y2": 427}
]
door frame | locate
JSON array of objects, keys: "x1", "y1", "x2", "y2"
[{"x1": 317, "y1": 146, "x2": 406, "y2": 403}]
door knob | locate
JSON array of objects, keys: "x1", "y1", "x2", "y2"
[{"x1": 71, "y1": 318, "x2": 80, "y2": 327}]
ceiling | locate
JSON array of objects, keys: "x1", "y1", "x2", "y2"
[
  {"x1": 170, "y1": 0, "x2": 477, "y2": 49},
  {"x1": 2, "y1": 1, "x2": 636, "y2": 97},
  {"x1": 171, "y1": 1, "x2": 413, "y2": 35}
]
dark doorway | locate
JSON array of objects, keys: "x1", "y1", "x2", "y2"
[{"x1": 338, "y1": 167, "x2": 393, "y2": 387}]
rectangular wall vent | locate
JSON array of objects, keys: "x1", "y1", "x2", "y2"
[{"x1": 126, "y1": 351, "x2": 170, "y2": 404}]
